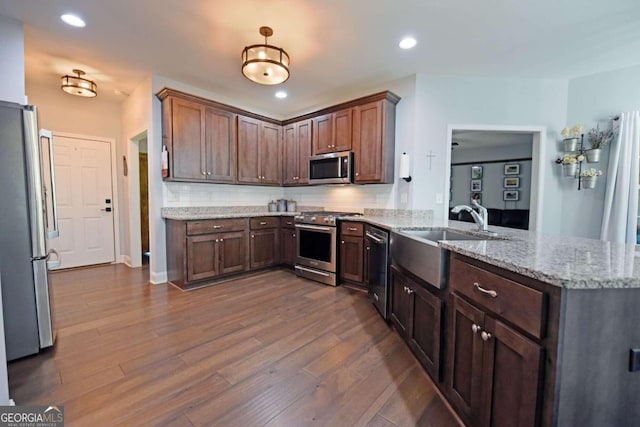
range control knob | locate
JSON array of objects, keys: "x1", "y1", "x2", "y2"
[{"x1": 310, "y1": 216, "x2": 317, "y2": 222}]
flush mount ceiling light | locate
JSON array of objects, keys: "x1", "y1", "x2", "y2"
[
  {"x1": 242, "y1": 26, "x2": 290, "y2": 85},
  {"x1": 399, "y1": 36, "x2": 417, "y2": 50},
  {"x1": 60, "y1": 13, "x2": 86, "y2": 28},
  {"x1": 61, "y1": 69, "x2": 97, "y2": 97}
]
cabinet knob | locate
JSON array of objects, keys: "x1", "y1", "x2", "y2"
[
  {"x1": 341, "y1": 240, "x2": 345, "y2": 244},
  {"x1": 355, "y1": 172, "x2": 359, "y2": 176},
  {"x1": 481, "y1": 331, "x2": 492, "y2": 341},
  {"x1": 407, "y1": 288, "x2": 414, "y2": 295},
  {"x1": 293, "y1": 233, "x2": 296, "y2": 238},
  {"x1": 259, "y1": 221, "x2": 267, "y2": 225},
  {"x1": 251, "y1": 235, "x2": 255, "y2": 238},
  {"x1": 348, "y1": 227, "x2": 358, "y2": 231},
  {"x1": 471, "y1": 324, "x2": 481, "y2": 334},
  {"x1": 366, "y1": 246, "x2": 370, "y2": 251},
  {"x1": 215, "y1": 239, "x2": 219, "y2": 243},
  {"x1": 207, "y1": 172, "x2": 211, "y2": 175},
  {"x1": 202, "y1": 171, "x2": 206, "y2": 175},
  {"x1": 212, "y1": 225, "x2": 223, "y2": 229},
  {"x1": 220, "y1": 238, "x2": 223, "y2": 242}
]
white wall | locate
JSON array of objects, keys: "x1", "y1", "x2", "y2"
[
  {"x1": 0, "y1": 15, "x2": 24, "y2": 104},
  {"x1": 25, "y1": 80, "x2": 125, "y2": 258},
  {"x1": 565, "y1": 64, "x2": 640, "y2": 239},
  {"x1": 412, "y1": 74, "x2": 569, "y2": 235}
]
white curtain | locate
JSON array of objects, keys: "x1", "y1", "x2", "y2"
[{"x1": 600, "y1": 110, "x2": 640, "y2": 244}]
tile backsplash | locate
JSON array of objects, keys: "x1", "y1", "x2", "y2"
[{"x1": 163, "y1": 182, "x2": 396, "y2": 212}]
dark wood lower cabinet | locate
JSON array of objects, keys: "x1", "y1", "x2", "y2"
[
  {"x1": 339, "y1": 235, "x2": 364, "y2": 283},
  {"x1": 250, "y1": 228, "x2": 279, "y2": 269},
  {"x1": 280, "y1": 228, "x2": 296, "y2": 267},
  {"x1": 390, "y1": 266, "x2": 443, "y2": 381},
  {"x1": 218, "y1": 231, "x2": 249, "y2": 275},
  {"x1": 186, "y1": 231, "x2": 249, "y2": 282},
  {"x1": 447, "y1": 293, "x2": 542, "y2": 427}
]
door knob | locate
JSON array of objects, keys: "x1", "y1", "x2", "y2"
[{"x1": 100, "y1": 207, "x2": 112, "y2": 212}]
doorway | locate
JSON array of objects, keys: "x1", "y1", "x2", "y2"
[
  {"x1": 446, "y1": 125, "x2": 547, "y2": 231},
  {"x1": 48, "y1": 133, "x2": 118, "y2": 269},
  {"x1": 138, "y1": 139, "x2": 150, "y2": 264}
]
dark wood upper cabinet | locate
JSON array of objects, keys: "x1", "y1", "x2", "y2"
[
  {"x1": 353, "y1": 99, "x2": 396, "y2": 183},
  {"x1": 169, "y1": 98, "x2": 205, "y2": 180},
  {"x1": 237, "y1": 116, "x2": 282, "y2": 186},
  {"x1": 312, "y1": 108, "x2": 352, "y2": 155},
  {"x1": 204, "y1": 107, "x2": 236, "y2": 183},
  {"x1": 283, "y1": 119, "x2": 312, "y2": 185},
  {"x1": 157, "y1": 88, "x2": 399, "y2": 186}
]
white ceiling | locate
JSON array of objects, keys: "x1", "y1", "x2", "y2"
[{"x1": 2, "y1": 0, "x2": 640, "y2": 116}]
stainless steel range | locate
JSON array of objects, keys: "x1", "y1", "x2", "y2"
[{"x1": 294, "y1": 211, "x2": 360, "y2": 286}]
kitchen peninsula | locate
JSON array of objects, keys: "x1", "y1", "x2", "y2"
[{"x1": 163, "y1": 206, "x2": 640, "y2": 426}]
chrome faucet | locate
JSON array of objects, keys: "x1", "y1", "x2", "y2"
[{"x1": 451, "y1": 200, "x2": 488, "y2": 232}]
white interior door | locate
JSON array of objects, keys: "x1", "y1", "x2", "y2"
[{"x1": 48, "y1": 135, "x2": 115, "y2": 269}]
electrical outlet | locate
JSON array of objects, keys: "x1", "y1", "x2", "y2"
[{"x1": 630, "y1": 349, "x2": 640, "y2": 372}]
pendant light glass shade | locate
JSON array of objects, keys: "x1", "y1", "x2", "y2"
[
  {"x1": 61, "y1": 69, "x2": 97, "y2": 97},
  {"x1": 242, "y1": 27, "x2": 290, "y2": 85}
]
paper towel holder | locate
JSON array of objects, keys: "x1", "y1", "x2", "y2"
[{"x1": 400, "y1": 152, "x2": 412, "y2": 182}]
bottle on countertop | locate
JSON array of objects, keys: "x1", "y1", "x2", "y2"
[
  {"x1": 286, "y1": 200, "x2": 297, "y2": 212},
  {"x1": 268, "y1": 200, "x2": 277, "y2": 212},
  {"x1": 277, "y1": 199, "x2": 287, "y2": 212}
]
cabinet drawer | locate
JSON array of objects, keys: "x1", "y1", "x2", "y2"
[
  {"x1": 449, "y1": 258, "x2": 545, "y2": 339},
  {"x1": 250, "y1": 216, "x2": 279, "y2": 230},
  {"x1": 187, "y1": 219, "x2": 247, "y2": 235},
  {"x1": 280, "y1": 217, "x2": 296, "y2": 228},
  {"x1": 340, "y1": 222, "x2": 364, "y2": 237}
]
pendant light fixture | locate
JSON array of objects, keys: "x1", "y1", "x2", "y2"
[
  {"x1": 61, "y1": 69, "x2": 97, "y2": 97},
  {"x1": 241, "y1": 26, "x2": 290, "y2": 85}
]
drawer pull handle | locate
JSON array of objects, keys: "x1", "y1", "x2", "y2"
[
  {"x1": 471, "y1": 324, "x2": 481, "y2": 334},
  {"x1": 259, "y1": 221, "x2": 267, "y2": 225},
  {"x1": 473, "y1": 282, "x2": 498, "y2": 298},
  {"x1": 481, "y1": 331, "x2": 492, "y2": 341},
  {"x1": 212, "y1": 225, "x2": 223, "y2": 229},
  {"x1": 348, "y1": 227, "x2": 358, "y2": 231}
]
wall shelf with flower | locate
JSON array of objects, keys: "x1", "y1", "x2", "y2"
[{"x1": 556, "y1": 120, "x2": 617, "y2": 190}]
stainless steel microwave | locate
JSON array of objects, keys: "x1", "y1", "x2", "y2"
[{"x1": 308, "y1": 151, "x2": 353, "y2": 184}]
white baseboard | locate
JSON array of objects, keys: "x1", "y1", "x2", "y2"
[
  {"x1": 150, "y1": 271, "x2": 168, "y2": 284},
  {"x1": 116, "y1": 254, "x2": 127, "y2": 264},
  {"x1": 123, "y1": 255, "x2": 132, "y2": 267}
]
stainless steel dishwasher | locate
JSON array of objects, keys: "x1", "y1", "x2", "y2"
[{"x1": 365, "y1": 225, "x2": 389, "y2": 320}]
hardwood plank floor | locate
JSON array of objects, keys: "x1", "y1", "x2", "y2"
[{"x1": 8, "y1": 264, "x2": 461, "y2": 427}]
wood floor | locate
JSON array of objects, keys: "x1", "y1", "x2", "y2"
[{"x1": 8, "y1": 264, "x2": 461, "y2": 427}]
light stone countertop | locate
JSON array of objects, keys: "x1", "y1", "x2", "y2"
[
  {"x1": 343, "y1": 215, "x2": 640, "y2": 290},
  {"x1": 161, "y1": 208, "x2": 640, "y2": 289}
]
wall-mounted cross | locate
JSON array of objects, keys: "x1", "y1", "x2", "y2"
[{"x1": 426, "y1": 150, "x2": 436, "y2": 171}]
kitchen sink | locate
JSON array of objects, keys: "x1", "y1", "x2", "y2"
[
  {"x1": 390, "y1": 228, "x2": 491, "y2": 289},
  {"x1": 400, "y1": 229, "x2": 486, "y2": 242}
]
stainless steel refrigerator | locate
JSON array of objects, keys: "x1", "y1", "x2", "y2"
[{"x1": 0, "y1": 100, "x2": 60, "y2": 361}]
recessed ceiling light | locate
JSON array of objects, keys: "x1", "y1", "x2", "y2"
[
  {"x1": 275, "y1": 91, "x2": 287, "y2": 99},
  {"x1": 61, "y1": 14, "x2": 86, "y2": 28},
  {"x1": 399, "y1": 37, "x2": 417, "y2": 50}
]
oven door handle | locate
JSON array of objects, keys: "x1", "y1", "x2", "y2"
[{"x1": 295, "y1": 224, "x2": 334, "y2": 232}]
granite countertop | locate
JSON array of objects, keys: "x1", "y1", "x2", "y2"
[
  {"x1": 343, "y1": 215, "x2": 640, "y2": 290},
  {"x1": 161, "y1": 207, "x2": 640, "y2": 289}
]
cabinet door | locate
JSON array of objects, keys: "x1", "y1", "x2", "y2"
[
  {"x1": 204, "y1": 107, "x2": 236, "y2": 183},
  {"x1": 333, "y1": 108, "x2": 352, "y2": 152},
  {"x1": 282, "y1": 123, "x2": 298, "y2": 185},
  {"x1": 353, "y1": 100, "x2": 383, "y2": 183},
  {"x1": 218, "y1": 231, "x2": 248, "y2": 275},
  {"x1": 280, "y1": 228, "x2": 296, "y2": 266},
  {"x1": 339, "y1": 235, "x2": 364, "y2": 283},
  {"x1": 250, "y1": 228, "x2": 279, "y2": 269},
  {"x1": 296, "y1": 119, "x2": 312, "y2": 184},
  {"x1": 186, "y1": 235, "x2": 219, "y2": 282},
  {"x1": 312, "y1": 113, "x2": 333, "y2": 154},
  {"x1": 410, "y1": 284, "x2": 443, "y2": 381},
  {"x1": 237, "y1": 116, "x2": 261, "y2": 183},
  {"x1": 390, "y1": 269, "x2": 412, "y2": 340},
  {"x1": 260, "y1": 122, "x2": 282, "y2": 185},
  {"x1": 171, "y1": 98, "x2": 205, "y2": 180},
  {"x1": 447, "y1": 294, "x2": 485, "y2": 422},
  {"x1": 478, "y1": 317, "x2": 542, "y2": 427}
]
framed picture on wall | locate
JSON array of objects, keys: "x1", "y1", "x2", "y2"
[
  {"x1": 471, "y1": 179, "x2": 482, "y2": 192},
  {"x1": 503, "y1": 190, "x2": 520, "y2": 201},
  {"x1": 471, "y1": 165, "x2": 483, "y2": 179},
  {"x1": 504, "y1": 177, "x2": 520, "y2": 188},
  {"x1": 471, "y1": 193, "x2": 482, "y2": 205},
  {"x1": 504, "y1": 164, "x2": 520, "y2": 175}
]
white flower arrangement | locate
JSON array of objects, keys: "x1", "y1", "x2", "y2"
[
  {"x1": 558, "y1": 153, "x2": 584, "y2": 164},
  {"x1": 580, "y1": 168, "x2": 603, "y2": 177},
  {"x1": 561, "y1": 124, "x2": 583, "y2": 139}
]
